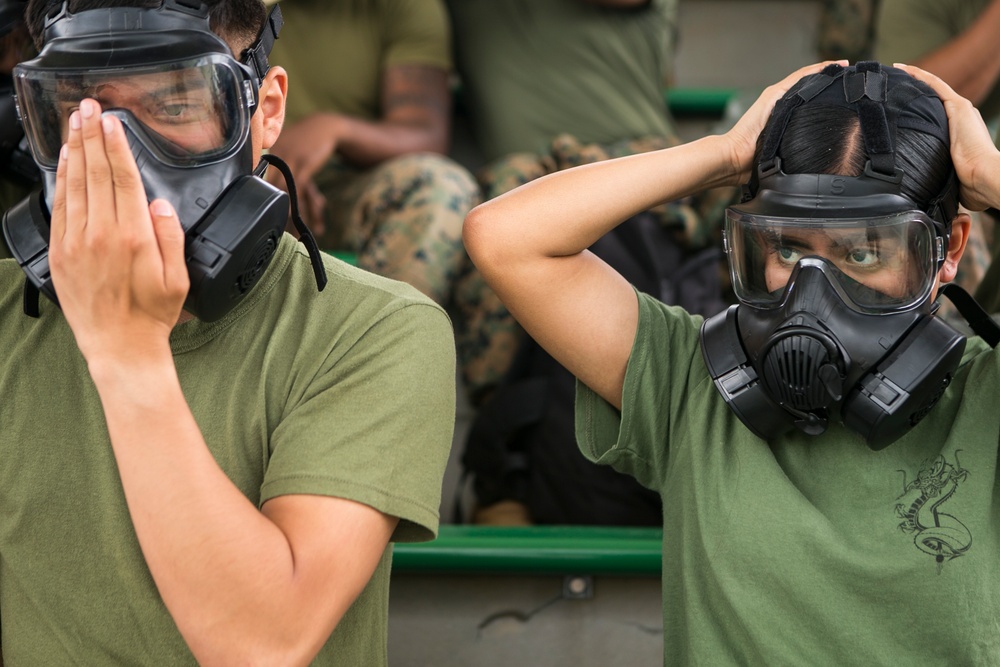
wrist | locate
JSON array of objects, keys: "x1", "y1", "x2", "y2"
[{"x1": 85, "y1": 338, "x2": 177, "y2": 391}]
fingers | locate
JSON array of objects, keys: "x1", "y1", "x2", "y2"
[
  {"x1": 62, "y1": 107, "x2": 90, "y2": 241},
  {"x1": 77, "y1": 99, "x2": 118, "y2": 234},
  {"x1": 149, "y1": 199, "x2": 190, "y2": 301},
  {"x1": 101, "y1": 112, "x2": 157, "y2": 246},
  {"x1": 895, "y1": 63, "x2": 958, "y2": 100}
]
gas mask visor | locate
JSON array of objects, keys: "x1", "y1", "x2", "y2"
[
  {"x1": 725, "y1": 208, "x2": 945, "y2": 314},
  {"x1": 14, "y1": 53, "x2": 252, "y2": 170}
]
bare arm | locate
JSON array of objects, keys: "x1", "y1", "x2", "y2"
[
  {"x1": 898, "y1": 0, "x2": 1000, "y2": 106},
  {"x1": 464, "y1": 62, "x2": 840, "y2": 409},
  {"x1": 47, "y1": 99, "x2": 402, "y2": 666}
]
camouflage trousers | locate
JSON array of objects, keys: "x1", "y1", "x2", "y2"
[{"x1": 313, "y1": 152, "x2": 519, "y2": 404}]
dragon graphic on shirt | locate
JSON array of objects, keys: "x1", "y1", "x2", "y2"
[{"x1": 895, "y1": 452, "x2": 971, "y2": 572}]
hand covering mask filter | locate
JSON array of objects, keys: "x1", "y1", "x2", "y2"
[
  {"x1": 700, "y1": 62, "x2": 997, "y2": 450},
  {"x1": 2, "y1": 0, "x2": 326, "y2": 322}
]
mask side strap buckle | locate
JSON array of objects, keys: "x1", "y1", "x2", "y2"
[
  {"x1": 242, "y1": 4, "x2": 283, "y2": 86},
  {"x1": 22, "y1": 278, "x2": 39, "y2": 318}
]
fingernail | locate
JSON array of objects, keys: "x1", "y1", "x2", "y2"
[
  {"x1": 69, "y1": 111, "x2": 81, "y2": 130},
  {"x1": 60, "y1": 144, "x2": 68, "y2": 161},
  {"x1": 80, "y1": 99, "x2": 94, "y2": 119},
  {"x1": 151, "y1": 200, "x2": 173, "y2": 217},
  {"x1": 102, "y1": 116, "x2": 114, "y2": 134}
]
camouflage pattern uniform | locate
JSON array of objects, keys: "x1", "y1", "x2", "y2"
[{"x1": 312, "y1": 152, "x2": 519, "y2": 406}]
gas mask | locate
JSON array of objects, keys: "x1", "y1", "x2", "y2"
[
  {"x1": 2, "y1": 0, "x2": 326, "y2": 322},
  {"x1": 700, "y1": 62, "x2": 998, "y2": 450}
]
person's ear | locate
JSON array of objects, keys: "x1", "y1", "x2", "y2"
[
  {"x1": 256, "y1": 65, "x2": 287, "y2": 151},
  {"x1": 939, "y1": 212, "x2": 972, "y2": 283}
]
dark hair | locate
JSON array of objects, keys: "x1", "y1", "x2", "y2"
[
  {"x1": 25, "y1": 0, "x2": 267, "y2": 54},
  {"x1": 756, "y1": 102, "x2": 957, "y2": 225}
]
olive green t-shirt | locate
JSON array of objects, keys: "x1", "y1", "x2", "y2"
[
  {"x1": 447, "y1": 0, "x2": 676, "y2": 163},
  {"x1": 576, "y1": 290, "x2": 1000, "y2": 665},
  {"x1": 270, "y1": 0, "x2": 452, "y2": 125},
  {"x1": 0, "y1": 235, "x2": 456, "y2": 665},
  {"x1": 875, "y1": 0, "x2": 1000, "y2": 145}
]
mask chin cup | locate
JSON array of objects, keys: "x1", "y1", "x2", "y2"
[{"x1": 184, "y1": 175, "x2": 289, "y2": 322}]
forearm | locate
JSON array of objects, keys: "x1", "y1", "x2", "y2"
[
  {"x1": 328, "y1": 113, "x2": 448, "y2": 168},
  {"x1": 87, "y1": 353, "x2": 344, "y2": 666},
  {"x1": 909, "y1": 0, "x2": 1000, "y2": 106},
  {"x1": 465, "y1": 134, "x2": 737, "y2": 406},
  {"x1": 467, "y1": 134, "x2": 737, "y2": 264}
]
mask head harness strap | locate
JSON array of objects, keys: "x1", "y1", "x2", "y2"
[
  {"x1": 241, "y1": 2, "x2": 282, "y2": 84},
  {"x1": 747, "y1": 62, "x2": 956, "y2": 250}
]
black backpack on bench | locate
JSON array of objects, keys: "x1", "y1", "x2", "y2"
[{"x1": 461, "y1": 211, "x2": 729, "y2": 525}]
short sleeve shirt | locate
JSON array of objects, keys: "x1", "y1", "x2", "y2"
[{"x1": 270, "y1": 0, "x2": 452, "y2": 124}]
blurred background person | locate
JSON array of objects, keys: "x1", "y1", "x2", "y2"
[
  {"x1": 448, "y1": 0, "x2": 734, "y2": 526},
  {"x1": 267, "y1": 0, "x2": 518, "y2": 408}
]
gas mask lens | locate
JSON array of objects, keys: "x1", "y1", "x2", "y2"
[
  {"x1": 14, "y1": 54, "x2": 250, "y2": 169},
  {"x1": 726, "y1": 209, "x2": 942, "y2": 312}
]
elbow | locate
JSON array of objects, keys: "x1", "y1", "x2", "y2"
[{"x1": 462, "y1": 201, "x2": 506, "y2": 275}]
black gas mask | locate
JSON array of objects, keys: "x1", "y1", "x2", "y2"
[
  {"x1": 700, "y1": 62, "x2": 999, "y2": 450},
  {"x1": 2, "y1": 0, "x2": 326, "y2": 322}
]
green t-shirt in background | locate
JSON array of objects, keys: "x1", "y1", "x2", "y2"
[
  {"x1": 270, "y1": 0, "x2": 452, "y2": 125},
  {"x1": 447, "y1": 0, "x2": 676, "y2": 163},
  {"x1": 576, "y1": 290, "x2": 1000, "y2": 665},
  {"x1": 0, "y1": 235, "x2": 457, "y2": 665}
]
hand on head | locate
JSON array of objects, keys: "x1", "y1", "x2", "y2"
[
  {"x1": 897, "y1": 63, "x2": 1000, "y2": 213},
  {"x1": 722, "y1": 60, "x2": 849, "y2": 186}
]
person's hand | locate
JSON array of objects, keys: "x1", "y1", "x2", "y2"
[
  {"x1": 266, "y1": 112, "x2": 342, "y2": 236},
  {"x1": 723, "y1": 60, "x2": 849, "y2": 185},
  {"x1": 897, "y1": 63, "x2": 1000, "y2": 212},
  {"x1": 48, "y1": 98, "x2": 189, "y2": 366}
]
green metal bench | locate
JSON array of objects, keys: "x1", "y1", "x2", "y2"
[{"x1": 393, "y1": 525, "x2": 663, "y2": 576}]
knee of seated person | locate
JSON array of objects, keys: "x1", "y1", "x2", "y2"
[{"x1": 376, "y1": 153, "x2": 481, "y2": 208}]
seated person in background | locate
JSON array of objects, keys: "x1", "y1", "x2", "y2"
[
  {"x1": 266, "y1": 0, "x2": 516, "y2": 405},
  {"x1": 874, "y1": 0, "x2": 1000, "y2": 313},
  {"x1": 0, "y1": 0, "x2": 455, "y2": 663},
  {"x1": 449, "y1": 0, "x2": 735, "y2": 526},
  {"x1": 0, "y1": 0, "x2": 38, "y2": 212},
  {"x1": 465, "y1": 58, "x2": 1000, "y2": 663}
]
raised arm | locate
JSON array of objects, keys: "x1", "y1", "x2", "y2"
[{"x1": 464, "y1": 62, "x2": 842, "y2": 409}]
